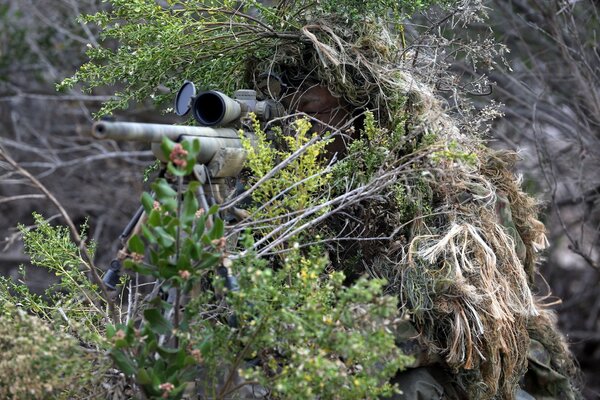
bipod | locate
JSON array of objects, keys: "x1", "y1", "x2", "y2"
[{"x1": 102, "y1": 164, "x2": 245, "y2": 299}]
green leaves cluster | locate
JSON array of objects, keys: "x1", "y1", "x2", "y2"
[
  {"x1": 332, "y1": 111, "x2": 403, "y2": 189},
  {"x1": 20, "y1": 213, "x2": 96, "y2": 291},
  {"x1": 0, "y1": 214, "x2": 106, "y2": 342},
  {"x1": 315, "y1": 0, "x2": 455, "y2": 25},
  {"x1": 125, "y1": 138, "x2": 224, "y2": 280},
  {"x1": 186, "y1": 245, "x2": 411, "y2": 399},
  {"x1": 59, "y1": 0, "x2": 457, "y2": 116},
  {"x1": 107, "y1": 317, "x2": 198, "y2": 400},
  {"x1": 99, "y1": 132, "x2": 409, "y2": 398},
  {"x1": 241, "y1": 115, "x2": 332, "y2": 224},
  {"x1": 2, "y1": 129, "x2": 411, "y2": 398},
  {"x1": 107, "y1": 138, "x2": 225, "y2": 399},
  {"x1": 0, "y1": 304, "x2": 94, "y2": 400},
  {"x1": 431, "y1": 139, "x2": 478, "y2": 165},
  {"x1": 0, "y1": 218, "x2": 109, "y2": 399},
  {"x1": 59, "y1": 0, "x2": 271, "y2": 115}
]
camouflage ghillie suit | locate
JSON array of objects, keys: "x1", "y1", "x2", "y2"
[
  {"x1": 386, "y1": 159, "x2": 582, "y2": 399},
  {"x1": 205, "y1": 14, "x2": 582, "y2": 399},
  {"x1": 247, "y1": 18, "x2": 583, "y2": 394}
]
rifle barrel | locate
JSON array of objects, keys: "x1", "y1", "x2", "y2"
[
  {"x1": 91, "y1": 121, "x2": 240, "y2": 142},
  {"x1": 91, "y1": 121, "x2": 248, "y2": 164}
]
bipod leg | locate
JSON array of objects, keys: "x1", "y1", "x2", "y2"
[
  {"x1": 103, "y1": 205, "x2": 147, "y2": 290},
  {"x1": 193, "y1": 165, "x2": 241, "y2": 327}
]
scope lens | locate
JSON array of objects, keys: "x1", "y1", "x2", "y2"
[{"x1": 193, "y1": 91, "x2": 225, "y2": 126}]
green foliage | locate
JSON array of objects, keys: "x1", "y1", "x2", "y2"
[
  {"x1": 329, "y1": 110, "x2": 440, "y2": 238},
  {"x1": 431, "y1": 140, "x2": 478, "y2": 165},
  {"x1": 0, "y1": 121, "x2": 412, "y2": 399},
  {"x1": 107, "y1": 319, "x2": 198, "y2": 400},
  {"x1": 0, "y1": 216, "x2": 111, "y2": 399},
  {"x1": 5, "y1": 1, "x2": 468, "y2": 395},
  {"x1": 431, "y1": 139, "x2": 478, "y2": 165},
  {"x1": 332, "y1": 111, "x2": 400, "y2": 189},
  {"x1": 232, "y1": 249, "x2": 410, "y2": 398},
  {"x1": 98, "y1": 136, "x2": 409, "y2": 399},
  {"x1": 184, "y1": 242, "x2": 411, "y2": 399},
  {"x1": 11, "y1": 214, "x2": 106, "y2": 341},
  {"x1": 0, "y1": 303, "x2": 99, "y2": 400},
  {"x1": 107, "y1": 137, "x2": 222, "y2": 399},
  {"x1": 241, "y1": 114, "x2": 332, "y2": 224},
  {"x1": 316, "y1": 0, "x2": 455, "y2": 25},
  {"x1": 0, "y1": 118, "x2": 434, "y2": 399},
  {"x1": 59, "y1": 0, "x2": 456, "y2": 115},
  {"x1": 20, "y1": 214, "x2": 96, "y2": 291},
  {"x1": 59, "y1": 0, "x2": 268, "y2": 115}
]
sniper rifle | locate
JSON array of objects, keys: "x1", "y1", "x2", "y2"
[{"x1": 90, "y1": 82, "x2": 285, "y2": 289}]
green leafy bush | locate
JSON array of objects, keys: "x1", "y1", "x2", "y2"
[
  {"x1": 0, "y1": 304, "x2": 96, "y2": 400},
  {"x1": 1, "y1": 132, "x2": 411, "y2": 399},
  {"x1": 58, "y1": 0, "x2": 456, "y2": 115},
  {"x1": 101, "y1": 136, "x2": 410, "y2": 399}
]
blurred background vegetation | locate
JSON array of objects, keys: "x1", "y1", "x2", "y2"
[{"x1": 0, "y1": 0, "x2": 598, "y2": 397}]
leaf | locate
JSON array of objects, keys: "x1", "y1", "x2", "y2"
[
  {"x1": 197, "y1": 253, "x2": 220, "y2": 270},
  {"x1": 154, "y1": 178, "x2": 177, "y2": 200},
  {"x1": 208, "y1": 204, "x2": 220, "y2": 215},
  {"x1": 128, "y1": 234, "x2": 145, "y2": 254},
  {"x1": 191, "y1": 137, "x2": 201, "y2": 155},
  {"x1": 166, "y1": 217, "x2": 180, "y2": 232},
  {"x1": 209, "y1": 218, "x2": 224, "y2": 240},
  {"x1": 200, "y1": 234, "x2": 212, "y2": 246},
  {"x1": 157, "y1": 345, "x2": 182, "y2": 364},
  {"x1": 183, "y1": 355, "x2": 196, "y2": 368},
  {"x1": 127, "y1": 260, "x2": 155, "y2": 276},
  {"x1": 155, "y1": 226, "x2": 175, "y2": 248},
  {"x1": 136, "y1": 368, "x2": 153, "y2": 385},
  {"x1": 187, "y1": 181, "x2": 200, "y2": 192},
  {"x1": 181, "y1": 190, "x2": 199, "y2": 225},
  {"x1": 149, "y1": 248, "x2": 159, "y2": 266},
  {"x1": 170, "y1": 383, "x2": 188, "y2": 400},
  {"x1": 111, "y1": 349, "x2": 137, "y2": 376},
  {"x1": 176, "y1": 254, "x2": 191, "y2": 271},
  {"x1": 147, "y1": 209, "x2": 161, "y2": 227},
  {"x1": 184, "y1": 237, "x2": 200, "y2": 260},
  {"x1": 162, "y1": 198, "x2": 178, "y2": 213},
  {"x1": 193, "y1": 216, "x2": 206, "y2": 240},
  {"x1": 161, "y1": 136, "x2": 175, "y2": 160},
  {"x1": 141, "y1": 224, "x2": 157, "y2": 244},
  {"x1": 106, "y1": 324, "x2": 116, "y2": 339},
  {"x1": 158, "y1": 262, "x2": 178, "y2": 280},
  {"x1": 144, "y1": 308, "x2": 173, "y2": 335},
  {"x1": 199, "y1": 339, "x2": 212, "y2": 356},
  {"x1": 167, "y1": 161, "x2": 188, "y2": 177},
  {"x1": 141, "y1": 192, "x2": 155, "y2": 213}
]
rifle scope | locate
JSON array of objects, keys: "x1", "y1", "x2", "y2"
[
  {"x1": 192, "y1": 90, "x2": 241, "y2": 127},
  {"x1": 174, "y1": 81, "x2": 284, "y2": 126}
]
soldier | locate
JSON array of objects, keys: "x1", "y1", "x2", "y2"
[
  {"x1": 61, "y1": 1, "x2": 584, "y2": 397},
  {"x1": 251, "y1": 55, "x2": 582, "y2": 399}
]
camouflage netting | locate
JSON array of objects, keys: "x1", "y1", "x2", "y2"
[{"x1": 244, "y1": 13, "x2": 582, "y2": 400}]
